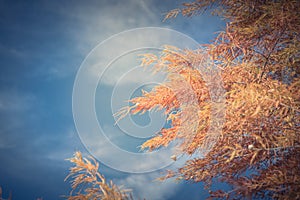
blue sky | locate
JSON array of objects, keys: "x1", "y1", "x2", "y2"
[{"x1": 0, "y1": 1, "x2": 224, "y2": 199}]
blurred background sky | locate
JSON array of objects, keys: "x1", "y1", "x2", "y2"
[{"x1": 0, "y1": 0, "x2": 225, "y2": 199}]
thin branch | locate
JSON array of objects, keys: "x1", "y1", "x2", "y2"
[{"x1": 259, "y1": 26, "x2": 287, "y2": 82}]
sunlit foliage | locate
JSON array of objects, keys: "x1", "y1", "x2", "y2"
[
  {"x1": 117, "y1": 0, "x2": 300, "y2": 199},
  {"x1": 65, "y1": 152, "x2": 133, "y2": 200}
]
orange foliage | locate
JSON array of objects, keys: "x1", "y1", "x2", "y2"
[
  {"x1": 117, "y1": 0, "x2": 300, "y2": 199},
  {"x1": 65, "y1": 152, "x2": 132, "y2": 200}
]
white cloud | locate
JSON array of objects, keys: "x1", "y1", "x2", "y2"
[
  {"x1": 47, "y1": 0, "x2": 161, "y2": 49},
  {"x1": 116, "y1": 172, "x2": 180, "y2": 200},
  {"x1": 33, "y1": 0, "x2": 162, "y2": 81},
  {"x1": 43, "y1": 0, "x2": 199, "y2": 84},
  {"x1": 81, "y1": 124, "x2": 177, "y2": 173},
  {"x1": 43, "y1": 127, "x2": 81, "y2": 161},
  {"x1": 112, "y1": 149, "x2": 205, "y2": 199}
]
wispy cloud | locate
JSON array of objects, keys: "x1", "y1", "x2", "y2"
[
  {"x1": 0, "y1": 1, "x2": 224, "y2": 199},
  {"x1": 116, "y1": 172, "x2": 180, "y2": 200},
  {"x1": 81, "y1": 122, "x2": 177, "y2": 172}
]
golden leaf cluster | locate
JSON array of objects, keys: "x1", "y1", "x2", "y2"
[
  {"x1": 117, "y1": 0, "x2": 300, "y2": 199},
  {"x1": 65, "y1": 152, "x2": 133, "y2": 200}
]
